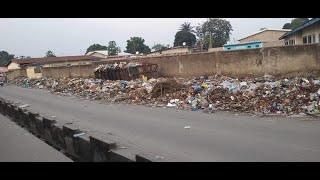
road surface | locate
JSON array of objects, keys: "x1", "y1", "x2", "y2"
[
  {"x1": 1, "y1": 85, "x2": 320, "y2": 161},
  {"x1": 0, "y1": 113, "x2": 72, "y2": 162}
]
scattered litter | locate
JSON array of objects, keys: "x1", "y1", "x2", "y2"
[
  {"x1": 73, "y1": 132, "x2": 86, "y2": 137},
  {"x1": 19, "y1": 104, "x2": 29, "y2": 108},
  {"x1": 167, "y1": 103, "x2": 176, "y2": 107},
  {"x1": 155, "y1": 155, "x2": 164, "y2": 159}
]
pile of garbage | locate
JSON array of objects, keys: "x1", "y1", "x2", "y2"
[
  {"x1": 94, "y1": 62, "x2": 158, "y2": 81},
  {"x1": 94, "y1": 62, "x2": 141, "y2": 71},
  {"x1": 9, "y1": 74, "x2": 320, "y2": 117}
]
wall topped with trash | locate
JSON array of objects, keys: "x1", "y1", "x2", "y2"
[{"x1": 94, "y1": 62, "x2": 158, "y2": 80}]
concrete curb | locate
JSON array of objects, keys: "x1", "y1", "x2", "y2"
[{"x1": 0, "y1": 98, "x2": 159, "y2": 162}]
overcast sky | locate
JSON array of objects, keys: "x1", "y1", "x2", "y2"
[{"x1": 0, "y1": 18, "x2": 293, "y2": 57}]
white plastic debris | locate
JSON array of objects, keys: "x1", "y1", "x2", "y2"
[
  {"x1": 73, "y1": 132, "x2": 86, "y2": 138},
  {"x1": 302, "y1": 78, "x2": 310, "y2": 84},
  {"x1": 184, "y1": 126, "x2": 191, "y2": 129},
  {"x1": 167, "y1": 103, "x2": 176, "y2": 107},
  {"x1": 19, "y1": 104, "x2": 29, "y2": 108},
  {"x1": 155, "y1": 155, "x2": 164, "y2": 159}
]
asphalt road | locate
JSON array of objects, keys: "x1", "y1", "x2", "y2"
[
  {"x1": 1, "y1": 85, "x2": 320, "y2": 161},
  {"x1": 0, "y1": 113, "x2": 72, "y2": 162}
]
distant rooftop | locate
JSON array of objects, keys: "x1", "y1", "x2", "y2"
[
  {"x1": 11, "y1": 55, "x2": 101, "y2": 65},
  {"x1": 86, "y1": 50, "x2": 109, "y2": 56},
  {"x1": 238, "y1": 29, "x2": 291, "y2": 41}
]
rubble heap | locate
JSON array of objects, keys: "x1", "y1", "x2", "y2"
[{"x1": 9, "y1": 74, "x2": 320, "y2": 117}]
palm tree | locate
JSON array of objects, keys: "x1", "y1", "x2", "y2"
[{"x1": 179, "y1": 22, "x2": 195, "y2": 33}]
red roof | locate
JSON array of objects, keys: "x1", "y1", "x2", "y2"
[
  {"x1": 0, "y1": 67, "x2": 8, "y2": 73},
  {"x1": 11, "y1": 55, "x2": 101, "y2": 65}
]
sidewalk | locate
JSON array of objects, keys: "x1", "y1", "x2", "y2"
[{"x1": 0, "y1": 114, "x2": 72, "y2": 162}]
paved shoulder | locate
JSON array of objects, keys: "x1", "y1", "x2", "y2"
[{"x1": 0, "y1": 114, "x2": 72, "y2": 162}]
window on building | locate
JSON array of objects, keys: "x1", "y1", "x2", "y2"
[
  {"x1": 227, "y1": 48, "x2": 231, "y2": 50},
  {"x1": 308, "y1": 35, "x2": 312, "y2": 44},
  {"x1": 255, "y1": 45, "x2": 259, "y2": 48},
  {"x1": 303, "y1": 36, "x2": 307, "y2": 44},
  {"x1": 285, "y1": 41, "x2": 289, "y2": 45},
  {"x1": 313, "y1": 34, "x2": 316, "y2": 43},
  {"x1": 247, "y1": 46, "x2": 251, "y2": 48},
  {"x1": 289, "y1": 39, "x2": 295, "y2": 45},
  {"x1": 34, "y1": 66, "x2": 42, "y2": 73},
  {"x1": 66, "y1": 64, "x2": 71, "y2": 67}
]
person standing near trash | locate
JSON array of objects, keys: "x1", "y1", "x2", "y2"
[{"x1": 0, "y1": 73, "x2": 5, "y2": 86}]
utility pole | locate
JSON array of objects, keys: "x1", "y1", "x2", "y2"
[
  {"x1": 209, "y1": 32, "x2": 212, "y2": 49},
  {"x1": 207, "y1": 18, "x2": 212, "y2": 49}
]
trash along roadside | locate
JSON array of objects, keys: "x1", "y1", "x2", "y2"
[{"x1": 8, "y1": 74, "x2": 320, "y2": 117}]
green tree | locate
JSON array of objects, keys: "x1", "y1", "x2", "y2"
[
  {"x1": 179, "y1": 22, "x2": 195, "y2": 33},
  {"x1": 152, "y1": 44, "x2": 169, "y2": 51},
  {"x1": 290, "y1": 18, "x2": 309, "y2": 29},
  {"x1": 45, "y1": 50, "x2": 56, "y2": 57},
  {"x1": 196, "y1": 18, "x2": 233, "y2": 48},
  {"x1": 282, "y1": 18, "x2": 309, "y2": 30},
  {"x1": 86, "y1": 44, "x2": 108, "y2": 54},
  {"x1": 173, "y1": 31, "x2": 196, "y2": 47},
  {"x1": 107, "y1": 41, "x2": 120, "y2": 56},
  {"x1": 125, "y1": 37, "x2": 151, "y2": 54},
  {"x1": 0, "y1": 51, "x2": 15, "y2": 66},
  {"x1": 282, "y1": 23, "x2": 291, "y2": 29}
]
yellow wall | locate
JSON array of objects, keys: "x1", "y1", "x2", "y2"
[
  {"x1": 43, "y1": 60, "x2": 93, "y2": 67},
  {"x1": 26, "y1": 67, "x2": 42, "y2": 79},
  {"x1": 208, "y1": 47, "x2": 223, "y2": 52},
  {"x1": 146, "y1": 48, "x2": 189, "y2": 57},
  {"x1": 239, "y1": 30, "x2": 288, "y2": 43},
  {"x1": 7, "y1": 62, "x2": 20, "y2": 70}
]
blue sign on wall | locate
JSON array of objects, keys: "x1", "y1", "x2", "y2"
[{"x1": 223, "y1": 41, "x2": 263, "y2": 51}]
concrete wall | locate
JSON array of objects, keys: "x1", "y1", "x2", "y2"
[
  {"x1": 6, "y1": 44, "x2": 320, "y2": 79},
  {"x1": 146, "y1": 47, "x2": 189, "y2": 57},
  {"x1": 43, "y1": 60, "x2": 93, "y2": 68},
  {"x1": 26, "y1": 67, "x2": 42, "y2": 79},
  {"x1": 5, "y1": 69, "x2": 27, "y2": 80},
  {"x1": 42, "y1": 64, "x2": 96, "y2": 78},
  {"x1": 128, "y1": 43, "x2": 320, "y2": 78},
  {"x1": 239, "y1": 30, "x2": 289, "y2": 43},
  {"x1": 208, "y1": 47, "x2": 223, "y2": 52},
  {"x1": 263, "y1": 40, "x2": 286, "y2": 47}
]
